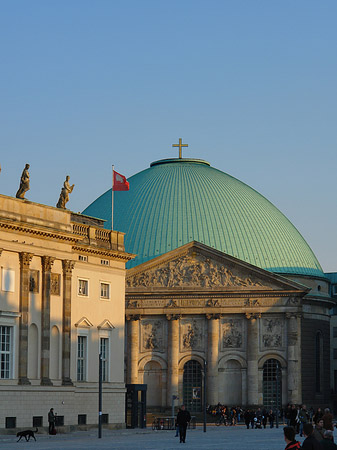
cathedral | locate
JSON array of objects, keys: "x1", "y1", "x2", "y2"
[{"x1": 84, "y1": 148, "x2": 334, "y2": 412}]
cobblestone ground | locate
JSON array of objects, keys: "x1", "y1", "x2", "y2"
[{"x1": 1, "y1": 425, "x2": 335, "y2": 450}]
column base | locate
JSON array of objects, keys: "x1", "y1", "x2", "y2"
[
  {"x1": 18, "y1": 377, "x2": 31, "y2": 385},
  {"x1": 62, "y1": 377, "x2": 73, "y2": 386},
  {"x1": 41, "y1": 377, "x2": 53, "y2": 386}
]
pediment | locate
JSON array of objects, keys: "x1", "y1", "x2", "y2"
[
  {"x1": 126, "y1": 241, "x2": 309, "y2": 293},
  {"x1": 97, "y1": 319, "x2": 115, "y2": 330},
  {"x1": 75, "y1": 317, "x2": 93, "y2": 328}
]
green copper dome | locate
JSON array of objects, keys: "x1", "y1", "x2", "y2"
[{"x1": 83, "y1": 158, "x2": 324, "y2": 276}]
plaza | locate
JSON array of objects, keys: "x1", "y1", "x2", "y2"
[{"x1": 1, "y1": 425, "x2": 334, "y2": 450}]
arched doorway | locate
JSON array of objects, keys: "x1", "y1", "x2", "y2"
[
  {"x1": 263, "y1": 358, "x2": 282, "y2": 408},
  {"x1": 143, "y1": 361, "x2": 162, "y2": 407},
  {"x1": 183, "y1": 360, "x2": 202, "y2": 413},
  {"x1": 223, "y1": 359, "x2": 242, "y2": 405}
]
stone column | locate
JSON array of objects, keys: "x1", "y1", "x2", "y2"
[
  {"x1": 18, "y1": 252, "x2": 33, "y2": 385},
  {"x1": 127, "y1": 315, "x2": 140, "y2": 384},
  {"x1": 287, "y1": 313, "x2": 301, "y2": 404},
  {"x1": 166, "y1": 314, "x2": 180, "y2": 406},
  {"x1": 206, "y1": 314, "x2": 219, "y2": 405},
  {"x1": 246, "y1": 313, "x2": 260, "y2": 405},
  {"x1": 40, "y1": 256, "x2": 55, "y2": 385},
  {"x1": 62, "y1": 260, "x2": 74, "y2": 385}
]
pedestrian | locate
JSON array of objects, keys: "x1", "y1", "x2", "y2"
[
  {"x1": 289, "y1": 404, "x2": 298, "y2": 429},
  {"x1": 175, "y1": 408, "x2": 181, "y2": 437},
  {"x1": 313, "y1": 419, "x2": 326, "y2": 443},
  {"x1": 320, "y1": 430, "x2": 337, "y2": 450},
  {"x1": 48, "y1": 408, "x2": 56, "y2": 435},
  {"x1": 313, "y1": 408, "x2": 324, "y2": 425},
  {"x1": 302, "y1": 423, "x2": 323, "y2": 450},
  {"x1": 176, "y1": 404, "x2": 191, "y2": 444},
  {"x1": 322, "y1": 408, "x2": 334, "y2": 432},
  {"x1": 244, "y1": 409, "x2": 251, "y2": 429},
  {"x1": 299, "y1": 404, "x2": 309, "y2": 437},
  {"x1": 269, "y1": 409, "x2": 275, "y2": 429},
  {"x1": 284, "y1": 426, "x2": 301, "y2": 449}
]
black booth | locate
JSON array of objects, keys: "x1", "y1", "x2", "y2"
[{"x1": 125, "y1": 384, "x2": 147, "y2": 428}]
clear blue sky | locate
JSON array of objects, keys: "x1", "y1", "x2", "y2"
[{"x1": 0, "y1": 1, "x2": 336, "y2": 271}]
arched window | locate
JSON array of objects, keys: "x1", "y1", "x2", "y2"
[
  {"x1": 183, "y1": 360, "x2": 202, "y2": 413},
  {"x1": 263, "y1": 358, "x2": 282, "y2": 409},
  {"x1": 315, "y1": 331, "x2": 323, "y2": 393}
]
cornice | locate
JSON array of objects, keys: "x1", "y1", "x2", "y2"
[
  {"x1": 0, "y1": 221, "x2": 77, "y2": 243},
  {"x1": 73, "y1": 245, "x2": 135, "y2": 262}
]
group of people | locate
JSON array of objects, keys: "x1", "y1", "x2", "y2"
[{"x1": 283, "y1": 405, "x2": 336, "y2": 449}]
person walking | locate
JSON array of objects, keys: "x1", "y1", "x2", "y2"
[
  {"x1": 48, "y1": 408, "x2": 55, "y2": 435},
  {"x1": 176, "y1": 404, "x2": 191, "y2": 444},
  {"x1": 299, "y1": 404, "x2": 309, "y2": 437},
  {"x1": 302, "y1": 423, "x2": 323, "y2": 450},
  {"x1": 322, "y1": 409, "x2": 334, "y2": 432}
]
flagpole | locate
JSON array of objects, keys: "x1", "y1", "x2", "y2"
[{"x1": 111, "y1": 165, "x2": 114, "y2": 230}]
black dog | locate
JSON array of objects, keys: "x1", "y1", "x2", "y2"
[{"x1": 16, "y1": 427, "x2": 38, "y2": 442}]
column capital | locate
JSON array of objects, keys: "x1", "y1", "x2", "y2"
[
  {"x1": 126, "y1": 314, "x2": 141, "y2": 321},
  {"x1": 206, "y1": 313, "x2": 221, "y2": 320},
  {"x1": 41, "y1": 256, "x2": 55, "y2": 272},
  {"x1": 62, "y1": 259, "x2": 75, "y2": 275},
  {"x1": 19, "y1": 252, "x2": 33, "y2": 268},
  {"x1": 245, "y1": 312, "x2": 261, "y2": 320},
  {"x1": 166, "y1": 314, "x2": 181, "y2": 321},
  {"x1": 286, "y1": 312, "x2": 302, "y2": 319}
]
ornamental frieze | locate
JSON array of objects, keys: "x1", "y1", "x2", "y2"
[
  {"x1": 126, "y1": 254, "x2": 264, "y2": 288},
  {"x1": 260, "y1": 317, "x2": 284, "y2": 350},
  {"x1": 180, "y1": 319, "x2": 204, "y2": 352},
  {"x1": 141, "y1": 320, "x2": 164, "y2": 352}
]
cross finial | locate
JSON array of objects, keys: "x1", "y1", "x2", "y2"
[{"x1": 172, "y1": 138, "x2": 188, "y2": 159}]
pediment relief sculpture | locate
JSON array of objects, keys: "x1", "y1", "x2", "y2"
[{"x1": 126, "y1": 253, "x2": 264, "y2": 288}]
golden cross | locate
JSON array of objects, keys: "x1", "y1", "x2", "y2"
[{"x1": 172, "y1": 138, "x2": 188, "y2": 159}]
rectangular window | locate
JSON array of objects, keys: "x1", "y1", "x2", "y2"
[
  {"x1": 100, "y1": 338, "x2": 109, "y2": 382},
  {"x1": 78, "y1": 279, "x2": 89, "y2": 296},
  {"x1": 33, "y1": 416, "x2": 43, "y2": 427},
  {"x1": 77, "y1": 336, "x2": 87, "y2": 381},
  {"x1": 78, "y1": 414, "x2": 87, "y2": 425},
  {"x1": 101, "y1": 259, "x2": 109, "y2": 266},
  {"x1": 100, "y1": 283, "x2": 110, "y2": 299},
  {"x1": 78, "y1": 255, "x2": 88, "y2": 262},
  {"x1": 0, "y1": 326, "x2": 12, "y2": 379},
  {"x1": 333, "y1": 349, "x2": 337, "y2": 360},
  {"x1": 334, "y1": 327, "x2": 337, "y2": 338}
]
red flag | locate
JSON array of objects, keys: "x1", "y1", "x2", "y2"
[{"x1": 113, "y1": 170, "x2": 129, "y2": 191}]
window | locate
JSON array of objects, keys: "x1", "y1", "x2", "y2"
[
  {"x1": 101, "y1": 259, "x2": 109, "y2": 266},
  {"x1": 1, "y1": 268, "x2": 15, "y2": 292},
  {"x1": 100, "y1": 283, "x2": 110, "y2": 300},
  {"x1": 0, "y1": 326, "x2": 12, "y2": 379},
  {"x1": 316, "y1": 332, "x2": 323, "y2": 392},
  {"x1": 333, "y1": 349, "x2": 337, "y2": 360},
  {"x1": 78, "y1": 279, "x2": 88, "y2": 296},
  {"x1": 78, "y1": 414, "x2": 87, "y2": 425},
  {"x1": 100, "y1": 338, "x2": 109, "y2": 382},
  {"x1": 77, "y1": 336, "x2": 87, "y2": 381},
  {"x1": 33, "y1": 416, "x2": 43, "y2": 427},
  {"x1": 78, "y1": 255, "x2": 88, "y2": 262},
  {"x1": 333, "y1": 327, "x2": 337, "y2": 338},
  {"x1": 5, "y1": 417, "x2": 16, "y2": 428}
]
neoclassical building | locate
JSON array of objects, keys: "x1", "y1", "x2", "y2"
[
  {"x1": 0, "y1": 194, "x2": 132, "y2": 430},
  {"x1": 84, "y1": 154, "x2": 334, "y2": 411}
]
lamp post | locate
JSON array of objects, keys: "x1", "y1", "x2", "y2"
[
  {"x1": 276, "y1": 361, "x2": 280, "y2": 429},
  {"x1": 203, "y1": 360, "x2": 207, "y2": 433},
  {"x1": 98, "y1": 352, "x2": 103, "y2": 438}
]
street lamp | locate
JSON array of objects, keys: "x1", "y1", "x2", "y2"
[
  {"x1": 203, "y1": 360, "x2": 207, "y2": 433},
  {"x1": 98, "y1": 352, "x2": 103, "y2": 438},
  {"x1": 276, "y1": 361, "x2": 280, "y2": 429}
]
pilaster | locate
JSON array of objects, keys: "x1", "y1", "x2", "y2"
[
  {"x1": 246, "y1": 312, "x2": 260, "y2": 405},
  {"x1": 18, "y1": 252, "x2": 33, "y2": 385},
  {"x1": 62, "y1": 260, "x2": 74, "y2": 386},
  {"x1": 206, "y1": 314, "x2": 220, "y2": 405},
  {"x1": 126, "y1": 315, "x2": 141, "y2": 385},
  {"x1": 166, "y1": 314, "x2": 180, "y2": 405}
]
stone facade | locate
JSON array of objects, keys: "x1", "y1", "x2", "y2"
[
  {"x1": 0, "y1": 194, "x2": 133, "y2": 431},
  {"x1": 125, "y1": 241, "x2": 333, "y2": 410}
]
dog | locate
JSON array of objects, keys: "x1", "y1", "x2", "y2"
[{"x1": 16, "y1": 427, "x2": 38, "y2": 442}]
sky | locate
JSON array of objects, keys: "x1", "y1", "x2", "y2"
[{"x1": 0, "y1": 1, "x2": 336, "y2": 272}]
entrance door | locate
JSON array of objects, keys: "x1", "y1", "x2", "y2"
[
  {"x1": 262, "y1": 359, "x2": 282, "y2": 409},
  {"x1": 183, "y1": 360, "x2": 202, "y2": 413}
]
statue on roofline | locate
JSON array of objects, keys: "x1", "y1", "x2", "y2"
[
  {"x1": 16, "y1": 164, "x2": 30, "y2": 199},
  {"x1": 56, "y1": 175, "x2": 75, "y2": 209}
]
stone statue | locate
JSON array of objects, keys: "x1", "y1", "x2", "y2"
[
  {"x1": 56, "y1": 176, "x2": 74, "y2": 209},
  {"x1": 16, "y1": 164, "x2": 30, "y2": 199}
]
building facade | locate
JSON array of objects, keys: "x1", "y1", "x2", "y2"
[
  {"x1": 84, "y1": 155, "x2": 335, "y2": 411},
  {"x1": 0, "y1": 194, "x2": 132, "y2": 430}
]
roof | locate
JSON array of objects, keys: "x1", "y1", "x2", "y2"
[{"x1": 83, "y1": 158, "x2": 324, "y2": 277}]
